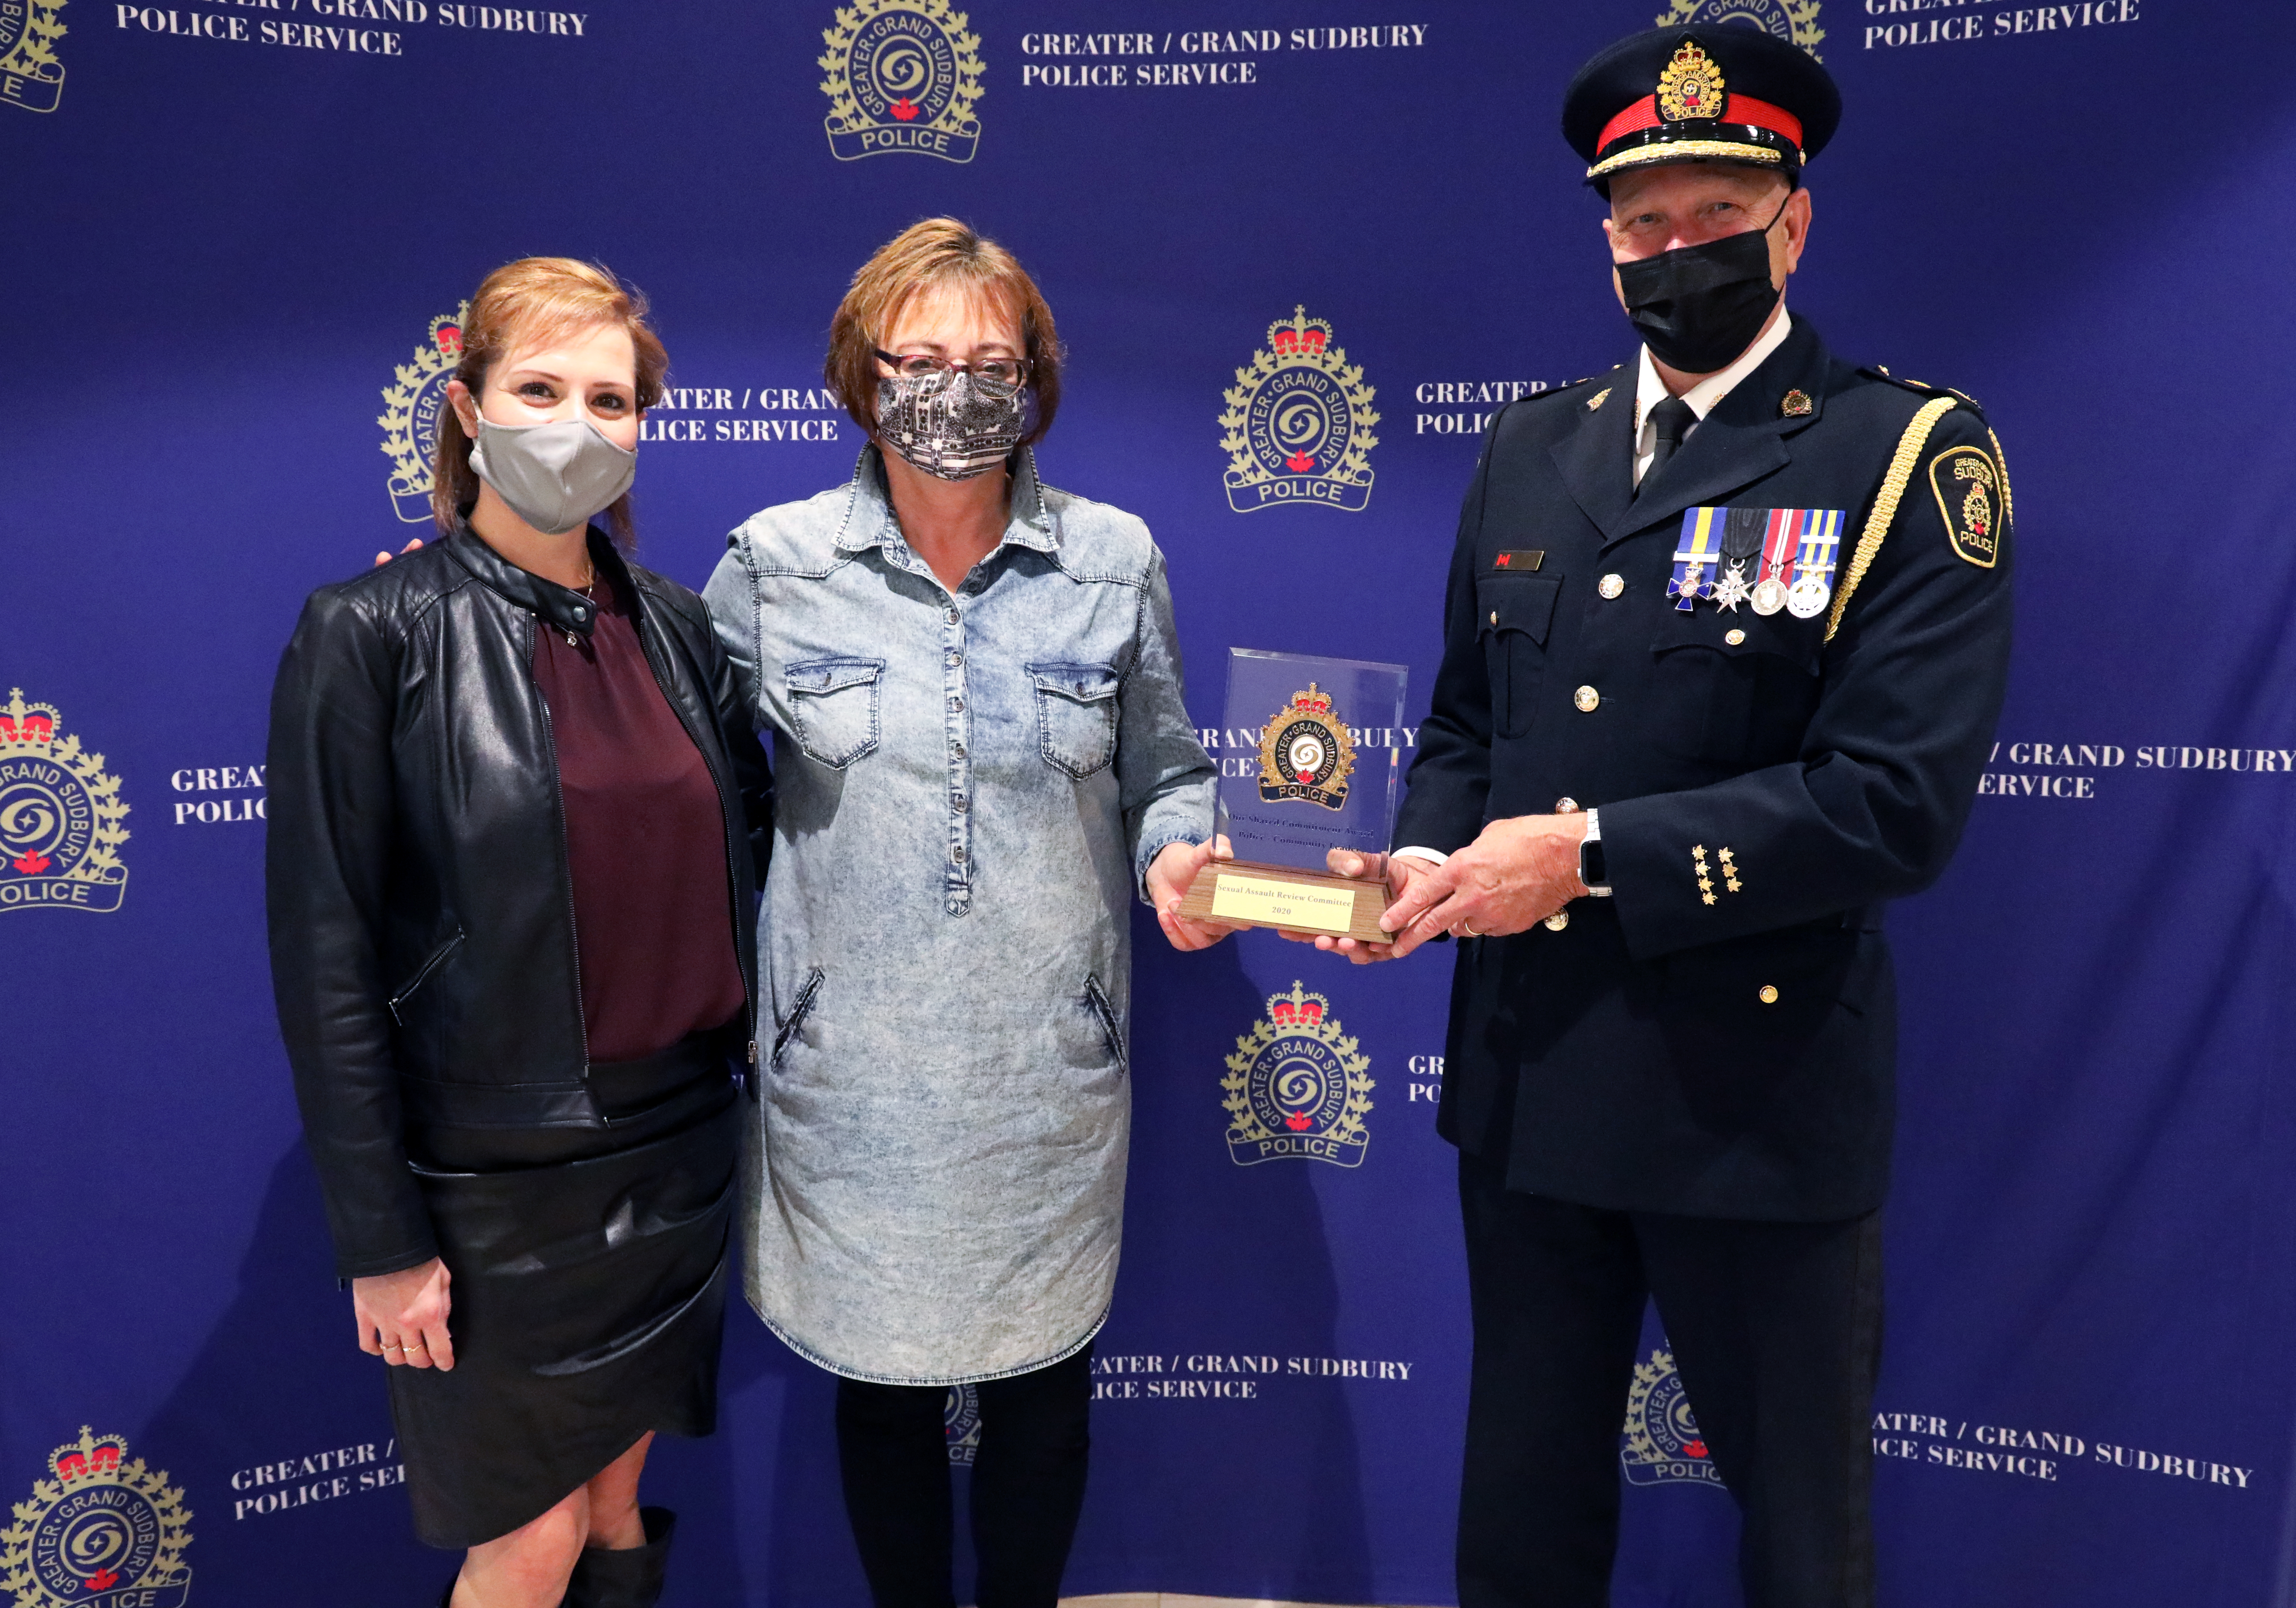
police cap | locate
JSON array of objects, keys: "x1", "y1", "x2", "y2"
[{"x1": 1563, "y1": 25, "x2": 1841, "y2": 191}]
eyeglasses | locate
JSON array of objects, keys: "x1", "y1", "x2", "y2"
[{"x1": 874, "y1": 349, "x2": 1033, "y2": 392}]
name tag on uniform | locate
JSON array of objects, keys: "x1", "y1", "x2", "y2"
[{"x1": 1492, "y1": 550, "x2": 1544, "y2": 571}]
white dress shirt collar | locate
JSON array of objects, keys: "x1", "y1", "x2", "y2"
[{"x1": 1633, "y1": 308, "x2": 1793, "y2": 487}]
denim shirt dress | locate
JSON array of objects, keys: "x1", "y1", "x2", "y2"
[{"x1": 703, "y1": 447, "x2": 1215, "y2": 1384}]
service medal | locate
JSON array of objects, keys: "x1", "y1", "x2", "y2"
[
  {"x1": 1750, "y1": 506, "x2": 1800, "y2": 616},
  {"x1": 1780, "y1": 507, "x2": 1845, "y2": 622},
  {"x1": 1711, "y1": 509, "x2": 1764, "y2": 614},
  {"x1": 1668, "y1": 507, "x2": 1727, "y2": 612}
]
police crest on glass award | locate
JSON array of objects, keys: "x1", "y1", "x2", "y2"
[{"x1": 1179, "y1": 649, "x2": 1408, "y2": 943}]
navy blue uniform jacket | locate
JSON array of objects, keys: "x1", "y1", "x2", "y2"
[{"x1": 1396, "y1": 318, "x2": 2013, "y2": 1221}]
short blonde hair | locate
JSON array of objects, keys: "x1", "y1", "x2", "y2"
[
  {"x1": 825, "y1": 218, "x2": 1063, "y2": 447},
  {"x1": 432, "y1": 257, "x2": 669, "y2": 543}
]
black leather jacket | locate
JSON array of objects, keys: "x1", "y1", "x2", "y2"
[{"x1": 266, "y1": 529, "x2": 771, "y2": 1280}]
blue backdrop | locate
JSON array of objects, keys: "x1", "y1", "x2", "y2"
[{"x1": 8, "y1": 2, "x2": 2296, "y2": 1605}]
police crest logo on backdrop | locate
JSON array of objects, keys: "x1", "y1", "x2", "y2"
[
  {"x1": 379, "y1": 305, "x2": 468, "y2": 525},
  {"x1": 1651, "y1": 0, "x2": 1826, "y2": 57},
  {"x1": 1222, "y1": 983, "x2": 1374, "y2": 1168},
  {"x1": 819, "y1": 0, "x2": 984, "y2": 163},
  {"x1": 0, "y1": 0, "x2": 66, "y2": 113},
  {"x1": 0, "y1": 1428, "x2": 194, "y2": 1608},
  {"x1": 943, "y1": 1385, "x2": 981, "y2": 1467},
  {"x1": 0, "y1": 690, "x2": 130, "y2": 915},
  {"x1": 1220, "y1": 308, "x2": 1380, "y2": 513},
  {"x1": 1619, "y1": 1351, "x2": 1726, "y2": 1489}
]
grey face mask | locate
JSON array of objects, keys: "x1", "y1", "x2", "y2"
[
  {"x1": 875, "y1": 369, "x2": 1026, "y2": 481},
  {"x1": 466, "y1": 413, "x2": 637, "y2": 535}
]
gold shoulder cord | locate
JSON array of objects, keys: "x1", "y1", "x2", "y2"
[
  {"x1": 1825, "y1": 395, "x2": 1959, "y2": 642},
  {"x1": 1987, "y1": 425, "x2": 2015, "y2": 530}
]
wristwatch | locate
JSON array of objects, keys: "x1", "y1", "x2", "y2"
[{"x1": 1577, "y1": 808, "x2": 1613, "y2": 897}]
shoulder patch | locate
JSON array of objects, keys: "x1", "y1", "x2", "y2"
[{"x1": 1929, "y1": 445, "x2": 2003, "y2": 569}]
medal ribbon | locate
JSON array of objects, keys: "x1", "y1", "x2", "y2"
[
  {"x1": 1760, "y1": 508, "x2": 1798, "y2": 584},
  {"x1": 1788, "y1": 508, "x2": 1844, "y2": 591},
  {"x1": 1668, "y1": 506, "x2": 1725, "y2": 612}
]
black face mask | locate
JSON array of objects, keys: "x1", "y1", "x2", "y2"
[{"x1": 1615, "y1": 197, "x2": 1789, "y2": 374}]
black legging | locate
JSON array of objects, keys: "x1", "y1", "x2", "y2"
[{"x1": 835, "y1": 1346, "x2": 1094, "y2": 1608}]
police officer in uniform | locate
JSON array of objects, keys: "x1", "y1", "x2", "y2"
[{"x1": 1314, "y1": 24, "x2": 2015, "y2": 1608}]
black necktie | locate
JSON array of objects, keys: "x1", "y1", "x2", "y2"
[{"x1": 1644, "y1": 396, "x2": 1696, "y2": 483}]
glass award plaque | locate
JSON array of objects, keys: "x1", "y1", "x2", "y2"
[{"x1": 1180, "y1": 649, "x2": 1409, "y2": 942}]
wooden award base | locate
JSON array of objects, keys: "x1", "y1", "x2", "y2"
[{"x1": 1179, "y1": 860, "x2": 1392, "y2": 944}]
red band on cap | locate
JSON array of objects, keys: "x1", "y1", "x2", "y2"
[{"x1": 1596, "y1": 92, "x2": 1804, "y2": 156}]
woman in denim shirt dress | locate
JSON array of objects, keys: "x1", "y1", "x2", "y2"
[{"x1": 703, "y1": 219, "x2": 1234, "y2": 1608}]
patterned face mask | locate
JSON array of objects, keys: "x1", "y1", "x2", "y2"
[{"x1": 874, "y1": 368, "x2": 1026, "y2": 481}]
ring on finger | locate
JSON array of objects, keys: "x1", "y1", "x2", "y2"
[{"x1": 1460, "y1": 922, "x2": 1482, "y2": 937}]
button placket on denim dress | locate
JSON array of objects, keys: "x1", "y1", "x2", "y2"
[{"x1": 704, "y1": 448, "x2": 1215, "y2": 1384}]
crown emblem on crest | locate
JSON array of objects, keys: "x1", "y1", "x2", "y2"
[
  {"x1": 0, "y1": 689, "x2": 59, "y2": 751},
  {"x1": 1220, "y1": 306, "x2": 1380, "y2": 513},
  {"x1": 1268, "y1": 309, "x2": 1330, "y2": 357},
  {"x1": 49, "y1": 1429, "x2": 127, "y2": 1487},
  {"x1": 1655, "y1": 39, "x2": 1726, "y2": 122},
  {"x1": 1222, "y1": 982, "x2": 1375, "y2": 1165},
  {"x1": 1286, "y1": 685, "x2": 1333, "y2": 717},
  {"x1": 1268, "y1": 981, "x2": 1329, "y2": 1028},
  {"x1": 432, "y1": 318, "x2": 463, "y2": 357},
  {"x1": 1654, "y1": 0, "x2": 1826, "y2": 60}
]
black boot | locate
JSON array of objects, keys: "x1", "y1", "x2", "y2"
[{"x1": 562, "y1": 1508, "x2": 675, "y2": 1608}]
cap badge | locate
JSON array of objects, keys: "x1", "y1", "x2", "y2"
[
  {"x1": 1655, "y1": 39, "x2": 1725, "y2": 122},
  {"x1": 1780, "y1": 389, "x2": 1812, "y2": 417}
]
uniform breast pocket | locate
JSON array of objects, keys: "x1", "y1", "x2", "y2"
[
  {"x1": 1647, "y1": 613, "x2": 1821, "y2": 767},
  {"x1": 1477, "y1": 574, "x2": 1561, "y2": 739},
  {"x1": 1028, "y1": 662, "x2": 1121, "y2": 780},
  {"x1": 784, "y1": 656, "x2": 885, "y2": 770}
]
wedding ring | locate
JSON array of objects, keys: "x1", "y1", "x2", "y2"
[
  {"x1": 383, "y1": 1343, "x2": 403, "y2": 1354},
  {"x1": 1460, "y1": 922, "x2": 1482, "y2": 938}
]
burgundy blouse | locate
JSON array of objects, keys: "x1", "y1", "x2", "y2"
[{"x1": 528, "y1": 572, "x2": 745, "y2": 1064}]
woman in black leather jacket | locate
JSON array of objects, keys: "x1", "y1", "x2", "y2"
[{"x1": 265, "y1": 258, "x2": 770, "y2": 1608}]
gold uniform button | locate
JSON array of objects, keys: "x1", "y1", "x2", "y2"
[
  {"x1": 1489, "y1": 610, "x2": 1499, "y2": 626},
  {"x1": 1725, "y1": 628, "x2": 1746, "y2": 646},
  {"x1": 1544, "y1": 910, "x2": 1570, "y2": 932},
  {"x1": 1758, "y1": 985, "x2": 1779, "y2": 1005},
  {"x1": 1554, "y1": 797, "x2": 1579, "y2": 814},
  {"x1": 1573, "y1": 686, "x2": 1600, "y2": 712},
  {"x1": 1599, "y1": 574, "x2": 1625, "y2": 599}
]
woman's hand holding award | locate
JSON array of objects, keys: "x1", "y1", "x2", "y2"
[{"x1": 1180, "y1": 649, "x2": 1409, "y2": 943}]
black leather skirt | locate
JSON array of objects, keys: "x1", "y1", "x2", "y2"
[{"x1": 388, "y1": 1032, "x2": 739, "y2": 1549}]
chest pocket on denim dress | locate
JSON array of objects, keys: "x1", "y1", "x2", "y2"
[
  {"x1": 1028, "y1": 662, "x2": 1121, "y2": 779},
  {"x1": 1647, "y1": 611, "x2": 1822, "y2": 766},
  {"x1": 1478, "y1": 574, "x2": 1561, "y2": 739},
  {"x1": 785, "y1": 656, "x2": 884, "y2": 769}
]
